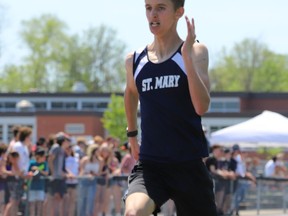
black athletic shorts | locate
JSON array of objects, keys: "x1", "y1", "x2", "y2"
[{"x1": 123, "y1": 159, "x2": 217, "y2": 216}]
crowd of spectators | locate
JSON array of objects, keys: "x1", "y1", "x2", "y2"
[
  {"x1": 205, "y1": 144, "x2": 257, "y2": 216},
  {"x1": 0, "y1": 125, "x2": 136, "y2": 216},
  {"x1": 1, "y1": 125, "x2": 288, "y2": 216},
  {"x1": 203, "y1": 143, "x2": 288, "y2": 216}
]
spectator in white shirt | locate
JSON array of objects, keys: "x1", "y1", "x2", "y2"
[
  {"x1": 12, "y1": 126, "x2": 32, "y2": 174},
  {"x1": 265, "y1": 153, "x2": 287, "y2": 177},
  {"x1": 265, "y1": 156, "x2": 277, "y2": 177}
]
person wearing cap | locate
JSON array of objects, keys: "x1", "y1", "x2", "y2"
[
  {"x1": 47, "y1": 132, "x2": 71, "y2": 216},
  {"x1": 205, "y1": 144, "x2": 231, "y2": 215},
  {"x1": 218, "y1": 148, "x2": 236, "y2": 215}
]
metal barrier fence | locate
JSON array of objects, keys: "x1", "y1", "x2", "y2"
[
  {"x1": 255, "y1": 176, "x2": 288, "y2": 215},
  {"x1": 213, "y1": 175, "x2": 288, "y2": 215},
  {"x1": 1, "y1": 175, "x2": 129, "y2": 216},
  {"x1": 1, "y1": 175, "x2": 288, "y2": 216}
]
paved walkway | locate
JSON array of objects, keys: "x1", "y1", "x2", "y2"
[
  {"x1": 240, "y1": 209, "x2": 288, "y2": 216},
  {"x1": 157, "y1": 209, "x2": 288, "y2": 216}
]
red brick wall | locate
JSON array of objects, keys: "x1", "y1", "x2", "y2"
[
  {"x1": 241, "y1": 98, "x2": 288, "y2": 113},
  {"x1": 37, "y1": 114, "x2": 104, "y2": 139}
]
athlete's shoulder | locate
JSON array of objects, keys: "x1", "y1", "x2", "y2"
[
  {"x1": 193, "y1": 42, "x2": 209, "y2": 57},
  {"x1": 125, "y1": 46, "x2": 146, "y2": 65},
  {"x1": 125, "y1": 52, "x2": 134, "y2": 66},
  {"x1": 134, "y1": 46, "x2": 147, "y2": 62}
]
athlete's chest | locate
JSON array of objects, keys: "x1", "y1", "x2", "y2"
[{"x1": 135, "y1": 61, "x2": 187, "y2": 94}]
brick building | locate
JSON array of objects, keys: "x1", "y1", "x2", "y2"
[{"x1": 0, "y1": 92, "x2": 287, "y2": 144}]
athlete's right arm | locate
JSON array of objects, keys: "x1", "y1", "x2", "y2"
[{"x1": 124, "y1": 52, "x2": 140, "y2": 161}]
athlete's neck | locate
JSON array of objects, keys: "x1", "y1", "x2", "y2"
[{"x1": 148, "y1": 34, "x2": 183, "y2": 63}]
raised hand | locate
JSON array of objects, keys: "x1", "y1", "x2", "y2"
[{"x1": 181, "y1": 16, "x2": 196, "y2": 57}]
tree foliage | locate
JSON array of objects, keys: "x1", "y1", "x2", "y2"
[
  {"x1": 257, "y1": 147, "x2": 283, "y2": 160},
  {"x1": 210, "y1": 38, "x2": 288, "y2": 92},
  {"x1": 0, "y1": 65, "x2": 30, "y2": 92},
  {"x1": 61, "y1": 26, "x2": 126, "y2": 92},
  {"x1": 101, "y1": 94, "x2": 126, "y2": 143},
  {"x1": 0, "y1": 14, "x2": 126, "y2": 92},
  {"x1": 20, "y1": 14, "x2": 70, "y2": 91}
]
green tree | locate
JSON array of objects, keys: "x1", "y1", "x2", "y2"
[
  {"x1": 20, "y1": 14, "x2": 71, "y2": 92},
  {"x1": 210, "y1": 38, "x2": 288, "y2": 92},
  {"x1": 75, "y1": 25, "x2": 126, "y2": 92},
  {"x1": 102, "y1": 94, "x2": 127, "y2": 143},
  {"x1": 257, "y1": 147, "x2": 283, "y2": 160},
  {"x1": 0, "y1": 65, "x2": 30, "y2": 92},
  {"x1": 0, "y1": 14, "x2": 127, "y2": 93},
  {"x1": 57, "y1": 25, "x2": 127, "y2": 92}
]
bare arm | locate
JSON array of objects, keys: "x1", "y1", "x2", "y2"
[
  {"x1": 124, "y1": 52, "x2": 140, "y2": 160},
  {"x1": 0, "y1": 158, "x2": 6, "y2": 175},
  {"x1": 40, "y1": 170, "x2": 49, "y2": 176},
  {"x1": 48, "y1": 154, "x2": 55, "y2": 176},
  {"x1": 182, "y1": 17, "x2": 210, "y2": 116},
  {"x1": 79, "y1": 156, "x2": 88, "y2": 176}
]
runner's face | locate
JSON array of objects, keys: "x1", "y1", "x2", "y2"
[{"x1": 145, "y1": 0, "x2": 179, "y2": 36}]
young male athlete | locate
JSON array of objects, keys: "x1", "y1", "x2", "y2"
[{"x1": 124, "y1": 0, "x2": 217, "y2": 215}]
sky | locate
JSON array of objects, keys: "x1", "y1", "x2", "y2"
[{"x1": 0, "y1": 0, "x2": 288, "y2": 68}]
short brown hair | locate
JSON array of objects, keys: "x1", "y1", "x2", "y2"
[
  {"x1": 18, "y1": 127, "x2": 32, "y2": 142},
  {"x1": 211, "y1": 144, "x2": 222, "y2": 151},
  {"x1": 9, "y1": 151, "x2": 19, "y2": 158},
  {"x1": 94, "y1": 135, "x2": 104, "y2": 145},
  {"x1": 0, "y1": 143, "x2": 8, "y2": 155},
  {"x1": 11, "y1": 125, "x2": 21, "y2": 137},
  {"x1": 171, "y1": 0, "x2": 185, "y2": 10}
]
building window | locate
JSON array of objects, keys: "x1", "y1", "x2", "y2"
[
  {"x1": 209, "y1": 99, "x2": 240, "y2": 113},
  {"x1": 0, "y1": 102, "x2": 16, "y2": 112},
  {"x1": 5, "y1": 102, "x2": 16, "y2": 109},
  {"x1": 51, "y1": 102, "x2": 63, "y2": 109},
  {"x1": 82, "y1": 102, "x2": 108, "y2": 111},
  {"x1": 0, "y1": 125, "x2": 3, "y2": 141},
  {"x1": 65, "y1": 102, "x2": 77, "y2": 110},
  {"x1": 8, "y1": 125, "x2": 15, "y2": 142},
  {"x1": 97, "y1": 102, "x2": 108, "y2": 109},
  {"x1": 51, "y1": 102, "x2": 77, "y2": 110},
  {"x1": 33, "y1": 102, "x2": 47, "y2": 110},
  {"x1": 82, "y1": 102, "x2": 96, "y2": 110}
]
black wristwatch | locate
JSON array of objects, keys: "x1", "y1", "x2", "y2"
[{"x1": 126, "y1": 129, "x2": 138, "y2": 137}]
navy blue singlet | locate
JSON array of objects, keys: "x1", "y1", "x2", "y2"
[{"x1": 133, "y1": 44, "x2": 209, "y2": 163}]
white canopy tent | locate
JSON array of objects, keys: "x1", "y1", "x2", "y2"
[{"x1": 209, "y1": 110, "x2": 288, "y2": 148}]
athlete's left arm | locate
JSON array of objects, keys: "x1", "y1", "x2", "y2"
[{"x1": 182, "y1": 17, "x2": 210, "y2": 116}]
